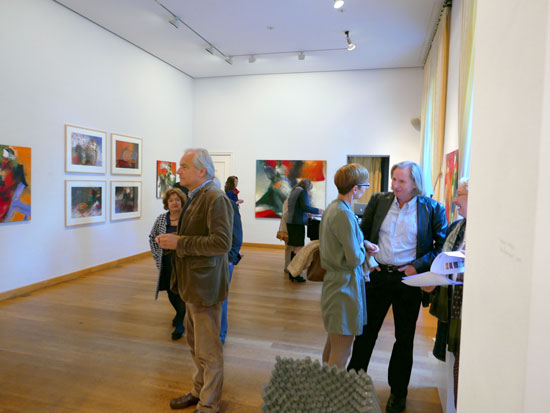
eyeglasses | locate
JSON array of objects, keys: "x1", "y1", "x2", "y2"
[{"x1": 357, "y1": 183, "x2": 370, "y2": 188}]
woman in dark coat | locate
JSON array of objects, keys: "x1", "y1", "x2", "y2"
[
  {"x1": 285, "y1": 179, "x2": 324, "y2": 282},
  {"x1": 224, "y1": 176, "x2": 243, "y2": 206}
]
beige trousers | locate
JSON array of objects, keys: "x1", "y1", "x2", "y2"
[{"x1": 185, "y1": 302, "x2": 223, "y2": 413}]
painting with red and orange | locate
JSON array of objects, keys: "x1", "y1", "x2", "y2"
[
  {"x1": 255, "y1": 160, "x2": 326, "y2": 218},
  {"x1": 115, "y1": 141, "x2": 139, "y2": 169},
  {"x1": 444, "y1": 149, "x2": 459, "y2": 223},
  {"x1": 0, "y1": 144, "x2": 31, "y2": 223},
  {"x1": 156, "y1": 160, "x2": 177, "y2": 198}
]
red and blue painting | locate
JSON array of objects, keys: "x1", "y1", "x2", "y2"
[{"x1": 1, "y1": 144, "x2": 31, "y2": 223}]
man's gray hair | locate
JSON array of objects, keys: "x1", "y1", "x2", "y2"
[
  {"x1": 391, "y1": 161, "x2": 426, "y2": 197},
  {"x1": 458, "y1": 177, "x2": 469, "y2": 192},
  {"x1": 185, "y1": 148, "x2": 215, "y2": 179}
]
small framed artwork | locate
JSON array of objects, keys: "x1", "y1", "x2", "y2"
[
  {"x1": 65, "y1": 180, "x2": 106, "y2": 226},
  {"x1": 65, "y1": 125, "x2": 107, "y2": 173},
  {"x1": 111, "y1": 181, "x2": 141, "y2": 220},
  {"x1": 156, "y1": 160, "x2": 177, "y2": 198},
  {"x1": 111, "y1": 133, "x2": 142, "y2": 175}
]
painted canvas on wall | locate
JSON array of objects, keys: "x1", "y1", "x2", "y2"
[
  {"x1": 444, "y1": 149, "x2": 459, "y2": 223},
  {"x1": 255, "y1": 160, "x2": 326, "y2": 218},
  {"x1": 1, "y1": 145, "x2": 31, "y2": 223},
  {"x1": 65, "y1": 180, "x2": 106, "y2": 226},
  {"x1": 156, "y1": 160, "x2": 177, "y2": 199},
  {"x1": 111, "y1": 134, "x2": 142, "y2": 175},
  {"x1": 65, "y1": 125, "x2": 106, "y2": 173},
  {"x1": 111, "y1": 181, "x2": 141, "y2": 220}
]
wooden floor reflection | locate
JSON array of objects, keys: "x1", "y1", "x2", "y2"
[{"x1": 0, "y1": 246, "x2": 442, "y2": 412}]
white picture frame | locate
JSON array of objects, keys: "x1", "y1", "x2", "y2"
[
  {"x1": 111, "y1": 133, "x2": 142, "y2": 175},
  {"x1": 65, "y1": 180, "x2": 107, "y2": 226},
  {"x1": 65, "y1": 125, "x2": 107, "y2": 174},
  {"x1": 110, "y1": 180, "x2": 142, "y2": 221}
]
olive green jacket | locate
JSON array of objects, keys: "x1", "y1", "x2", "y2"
[{"x1": 171, "y1": 181, "x2": 234, "y2": 306}]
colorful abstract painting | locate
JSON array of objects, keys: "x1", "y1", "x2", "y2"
[
  {"x1": 255, "y1": 160, "x2": 326, "y2": 219},
  {"x1": 111, "y1": 134, "x2": 142, "y2": 175},
  {"x1": 65, "y1": 125, "x2": 106, "y2": 173},
  {"x1": 65, "y1": 180, "x2": 106, "y2": 226},
  {"x1": 111, "y1": 181, "x2": 141, "y2": 220},
  {"x1": 1, "y1": 144, "x2": 31, "y2": 223},
  {"x1": 444, "y1": 149, "x2": 459, "y2": 223},
  {"x1": 156, "y1": 160, "x2": 177, "y2": 199}
]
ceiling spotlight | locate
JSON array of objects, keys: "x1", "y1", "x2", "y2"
[
  {"x1": 225, "y1": 56, "x2": 233, "y2": 65},
  {"x1": 345, "y1": 30, "x2": 356, "y2": 51},
  {"x1": 169, "y1": 16, "x2": 180, "y2": 29},
  {"x1": 334, "y1": 0, "x2": 344, "y2": 9},
  {"x1": 248, "y1": 55, "x2": 256, "y2": 63},
  {"x1": 205, "y1": 45, "x2": 214, "y2": 55},
  {"x1": 298, "y1": 52, "x2": 305, "y2": 61}
]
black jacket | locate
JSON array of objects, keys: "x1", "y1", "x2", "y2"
[{"x1": 360, "y1": 192, "x2": 448, "y2": 274}]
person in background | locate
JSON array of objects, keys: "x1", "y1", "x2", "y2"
[
  {"x1": 219, "y1": 178, "x2": 243, "y2": 345},
  {"x1": 224, "y1": 176, "x2": 243, "y2": 206},
  {"x1": 172, "y1": 180, "x2": 189, "y2": 196},
  {"x1": 319, "y1": 163, "x2": 379, "y2": 369},
  {"x1": 149, "y1": 188, "x2": 187, "y2": 340},
  {"x1": 347, "y1": 161, "x2": 447, "y2": 413},
  {"x1": 423, "y1": 178, "x2": 469, "y2": 409},
  {"x1": 286, "y1": 179, "x2": 324, "y2": 282},
  {"x1": 156, "y1": 148, "x2": 233, "y2": 413},
  {"x1": 276, "y1": 197, "x2": 293, "y2": 275}
]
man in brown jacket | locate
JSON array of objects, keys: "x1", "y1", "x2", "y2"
[{"x1": 156, "y1": 148, "x2": 233, "y2": 413}]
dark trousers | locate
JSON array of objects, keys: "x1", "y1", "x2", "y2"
[
  {"x1": 167, "y1": 289, "x2": 186, "y2": 328},
  {"x1": 347, "y1": 270, "x2": 422, "y2": 398}
]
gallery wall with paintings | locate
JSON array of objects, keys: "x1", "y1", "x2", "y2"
[
  {"x1": 0, "y1": 0, "x2": 193, "y2": 294},
  {"x1": 193, "y1": 69, "x2": 424, "y2": 244},
  {"x1": 1, "y1": 0, "x2": 428, "y2": 295}
]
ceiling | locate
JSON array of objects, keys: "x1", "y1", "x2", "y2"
[{"x1": 53, "y1": 0, "x2": 444, "y2": 79}]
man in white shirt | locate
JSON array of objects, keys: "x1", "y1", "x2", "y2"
[{"x1": 347, "y1": 161, "x2": 447, "y2": 413}]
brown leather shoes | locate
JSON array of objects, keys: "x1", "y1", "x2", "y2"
[{"x1": 170, "y1": 392, "x2": 200, "y2": 410}]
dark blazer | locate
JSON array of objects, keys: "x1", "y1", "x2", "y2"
[
  {"x1": 171, "y1": 181, "x2": 234, "y2": 306},
  {"x1": 361, "y1": 192, "x2": 448, "y2": 274},
  {"x1": 286, "y1": 187, "x2": 321, "y2": 225}
]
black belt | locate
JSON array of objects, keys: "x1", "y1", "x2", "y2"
[{"x1": 378, "y1": 263, "x2": 412, "y2": 273}]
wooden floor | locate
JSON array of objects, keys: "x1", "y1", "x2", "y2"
[{"x1": 0, "y1": 246, "x2": 442, "y2": 413}]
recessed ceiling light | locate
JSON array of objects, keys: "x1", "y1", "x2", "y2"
[{"x1": 334, "y1": 0, "x2": 344, "y2": 9}]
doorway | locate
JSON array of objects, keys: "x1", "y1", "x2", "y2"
[{"x1": 347, "y1": 155, "x2": 390, "y2": 204}]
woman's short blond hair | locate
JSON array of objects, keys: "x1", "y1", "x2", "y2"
[
  {"x1": 162, "y1": 188, "x2": 186, "y2": 210},
  {"x1": 334, "y1": 163, "x2": 369, "y2": 195}
]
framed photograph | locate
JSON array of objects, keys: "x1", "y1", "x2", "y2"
[
  {"x1": 111, "y1": 133, "x2": 142, "y2": 175},
  {"x1": 1, "y1": 144, "x2": 31, "y2": 223},
  {"x1": 65, "y1": 180, "x2": 106, "y2": 226},
  {"x1": 65, "y1": 125, "x2": 106, "y2": 173},
  {"x1": 111, "y1": 181, "x2": 141, "y2": 220},
  {"x1": 156, "y1": 160, "x2": 177, "y2": 199}
]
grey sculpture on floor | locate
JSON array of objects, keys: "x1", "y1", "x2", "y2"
[{"x1": 262, "y1": 356, "x2": 382, "y2": 413}]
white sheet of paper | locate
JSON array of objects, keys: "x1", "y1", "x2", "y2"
[
  {"x1": 401, "y1": 272, "x2": 463, "y2": 287},
  {"x1": 430, "y1": 251, "x2": 465, "y2": 275}
]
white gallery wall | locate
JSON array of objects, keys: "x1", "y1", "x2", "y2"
[
  {"x1": 459, "y1": 0, "x2": 550, "y2": 412},
  {"x1": 193, "y1": 68, "x2": 423, "y2": 244},
  {"x1": 0, "y1": 0, "x2": 193, "y2": 294}
]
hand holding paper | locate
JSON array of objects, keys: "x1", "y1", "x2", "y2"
[{"x1": 401, "y1": 251, "x2": 465, "y2": 287}]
